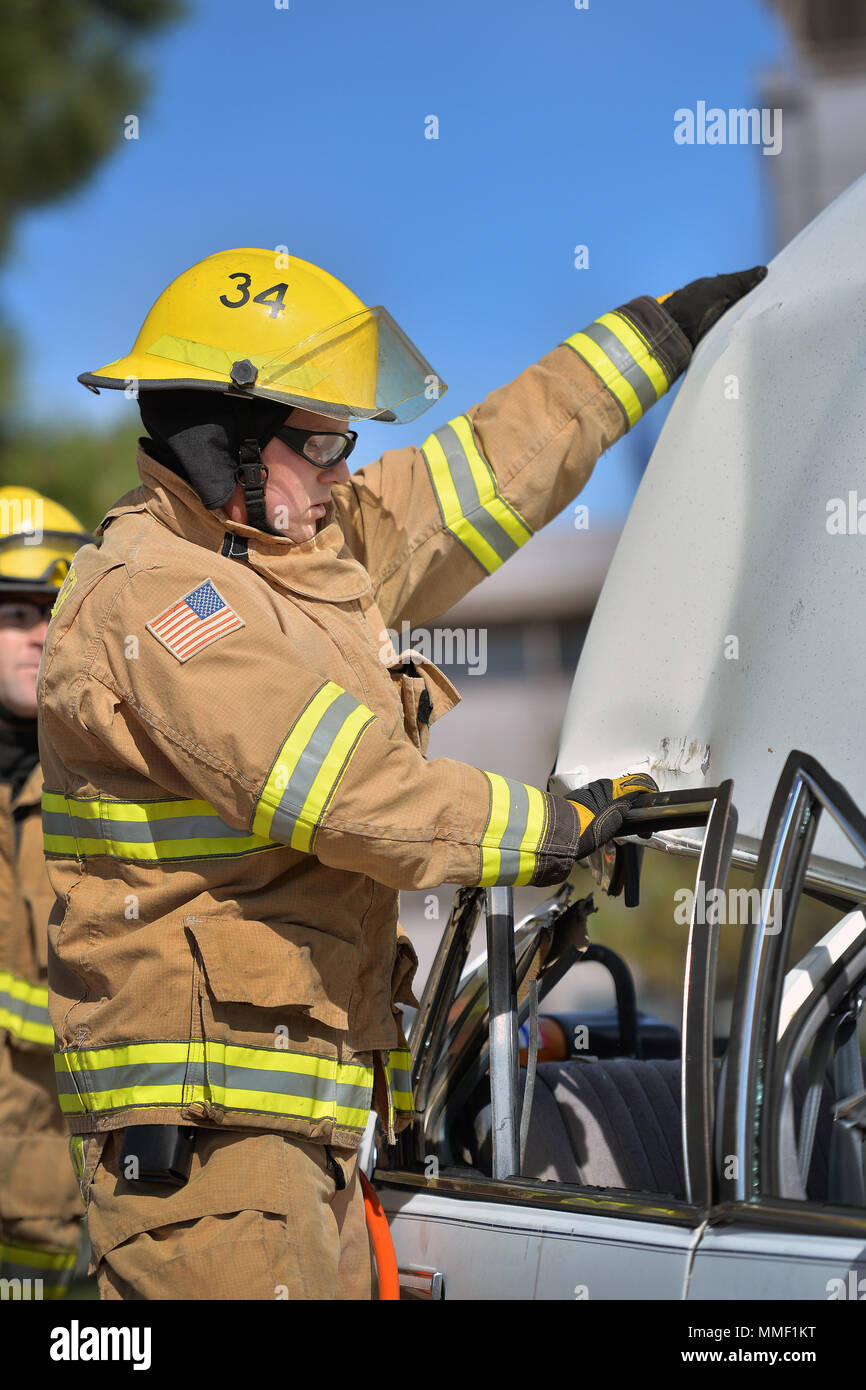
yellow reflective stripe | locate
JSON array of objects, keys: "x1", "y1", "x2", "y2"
[
  {"x1": 50, "y1": 565, "x2": 76, "y2": 618},
  {"x1": 514, "y1": 785, "x2": 548, "y2": 885},
  {"x1": 56, "y1": 1040, "x2": 376, "y2": 1131},
  {"x1": 420, "y1": 416, "x2": 534, "y2": 574},
  {"x1": 57, "y1": 1085, "x2": 185, "y2": 1115},
  {"x1": 253, "y1": 683, "x2": 342, "y2": 839},
  {"x1": 596, "y1": 311, "x2": 669, "y2": 398},
  {"x1": 1, "y1": 1244, "x2": 77, "y2": 1272},
  {"x1": 46, "y1": 795, "x2": 230, "y2": 823},
  {"x1": 293, "y1": 701, "x2": 374, "y2": 853},
  {"x1": 0, "y1": 1011, "x2": 53, "y2": 1047},
  {"x1": 68, "y1": 1135, "x2": 85, "y2": 1183},
  {"x1": 448, "y1": 415, "x2": 532, "y2": 549},
  {"x1": 253, "y1": 682, "x2": 375, "y2": 850},
  {"x1": 564, "y1": 309, "x2": 671, "y2": 429},
  {"x1": 0, "y1": 1237, "x2": 77, "y2": 1291},
  {"x1": 385, "y1": 1048, "x2": 414, "y2": 1113},
  {"x1": 422, "y1": 432, "x2": 503, "y2": 572},
  {"x1": 479, "y1": 774, "x2": 549, "y2": 886},
  {"x1": 0, "y1": 970, "x2": 53, "y2": 1047},
  {"x1": 44, "y1": 832, "x2": 272, "y2": 860},
  {"x1": 43, "y1": 790, "x2": 278, "y2": 862},
  {"x1": 59, "y1": 1041, "x2": 192, "y2": 1070},
  {"x1": 203, "y1": 1083, "x2": 371, "y2": 1130},
  {"x1": 480, "y1": 772, "x2": 510, "y2": 884},
  {"x1": 145, "y1": 335, "x2": 331, "y2": 394},
  {"x1": 565, "y1": 329, "x2": 644, "y2": 426}
]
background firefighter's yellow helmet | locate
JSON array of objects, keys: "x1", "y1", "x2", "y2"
[
  {"x1": 78, "y1": 248, "x2": 445, "y2": 424},
  {"x1": 0, "y1": 486, "x2": 91, "y2": 599}
]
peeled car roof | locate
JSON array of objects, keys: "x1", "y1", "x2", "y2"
[{"x1": 553, "y1": 171, "x2": 866, "y2": 888}]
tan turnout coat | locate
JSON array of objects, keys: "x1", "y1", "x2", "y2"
[
  {"x1": 0, "y1": 763, "x2": 82, "y2": 1288},
  {"x1": 38, "y1": 295, "x2": 690, "y2": 1150}
]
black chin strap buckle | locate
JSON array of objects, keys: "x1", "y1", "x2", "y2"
[{"x1": 235, "y1": 439, "x2": 270, "y2": 530}]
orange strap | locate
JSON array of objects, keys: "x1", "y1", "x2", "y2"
[{"x1": 359, "y1": 1169, "x2": 400, "y2": 1300}]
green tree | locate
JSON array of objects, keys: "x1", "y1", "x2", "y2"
[
  {"x1": 0, "y1": 0, "x2": 184, "y2": 429},
  {"x1": 0, "y1": 0, "x2": 183, "y2": 257},
  {"x1": 9, "y1": 417, "x2": 144, "y2": 529}
]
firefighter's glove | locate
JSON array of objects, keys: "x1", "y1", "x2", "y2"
[
  {"x1": 568, "y1": 773, "x2": 659, "y2": 860},
  {"x1": 659, "y1": 267, "x2": 767, "y2": 348}
]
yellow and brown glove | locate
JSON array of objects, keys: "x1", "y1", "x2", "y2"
[{"x1": 567, "y1": 773, "x2": 659, "y2": 860}]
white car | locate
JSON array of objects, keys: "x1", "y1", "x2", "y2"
[{"x1": 371, "y1": 173, "x2": 866, "y2": 1303}]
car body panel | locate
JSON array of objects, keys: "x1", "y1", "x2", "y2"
[
  {"x1": 381, "y1": 1186, "x2": 698, "y2": 1300},
  {"x1": 552, "y1": 173, "x2": 866, "y2": 893},
  {"x1": 687, "y1": 1225, "x2": 866, "y2": 1300}
]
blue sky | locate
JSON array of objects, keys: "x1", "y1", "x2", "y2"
[{"x1": 2, "y1": 0, "x2": 788, "y2": 523}]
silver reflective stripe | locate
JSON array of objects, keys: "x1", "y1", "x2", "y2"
[
  {"x1": 55, "y1": 1055, "x2": 372, "y2": 1111},
  {"x1": 53, "y1": 1058, "x2": 184, "y2": 1096},
  {"x1": 495, "y1": 779, "x2": 533, "y2": 883},
  {"x1": 387, "y1": 1062, "x2": 413, "y2": 1094},
  {"x1": 204, "y1": 1059, "x2": 372, "y2": 1112},
  {"x1": 0, "y1": 984, "x2": 50, "y2": 1030},
  {"x1": 41, "y1": 809, "x2": 254, "y2": 845},
  {"x1": 268, "y1": 689, "x2": 367, "y2": 842},
  {"x1": 577, "y1": 320, "x2": 659, "y2": 416},
  {"x1": 56, "y1": 1042, "x2": 376, "y2": 1128},
  {"x1": 430, "y1": 420, "x2": 525, "y2": 564}
]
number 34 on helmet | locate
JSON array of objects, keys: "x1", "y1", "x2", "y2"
[{"x1": 78, "y1": 248, "x2": 447, "y2": 425}]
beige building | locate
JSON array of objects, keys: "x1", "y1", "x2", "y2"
[{"x1": 763, "y1": 0, "x2": 866, "y2": 246}]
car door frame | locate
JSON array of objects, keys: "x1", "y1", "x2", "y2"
[
  {"x1": 688, "y1": 752, "x2": 866, "y2": 1299},
  {"x1": 373, "y1": 782, "x2": 740, "y2": 1297}
]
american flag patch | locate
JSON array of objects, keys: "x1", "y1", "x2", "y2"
[{"x1": 146, "y1": 579, "x2": 245, "y2": 663}]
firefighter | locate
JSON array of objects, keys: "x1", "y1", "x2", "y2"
[
  {"x1": 38, "y1": 250, "x2": 765, "y2": 1300},
  {"x1": 0, "y1": 487, "x2": 91, "y2": 1297}
]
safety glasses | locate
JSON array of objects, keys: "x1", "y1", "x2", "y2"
[{"x1": 272, "y1": 424, "x2": 358, "y2": 469}]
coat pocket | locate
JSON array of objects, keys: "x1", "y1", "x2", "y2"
[
  {"x1": 395, "y1": 668, "x2": 430, "y2": 753},
  {"x1": 185, "y1": 917, "x2": 356, "y2": 1033},
  {"x1": 391, "y1": 656, "x2": 461, "y2": 756}
]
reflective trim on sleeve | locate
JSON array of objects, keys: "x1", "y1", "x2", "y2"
[
  {"x1": 0, "y1": 1239, "x2": 77, "y2": 1297},
  {"x1": 0, "y1": 970, "x2": 53, "y2": 1047},
  {"x1": 478, "y1": 773, "x2": 549, "y2": 886},
  {"x1": 68, "y1": 1134, "x2": 86, "y2": 1183},
  {"x1": 564, "y1": 310, "x2": 671, "y2": 427},
  {"x1": 253, "y1": 680, "x2": 376, "y2": 852},
  {"x1": 50, "y1": 565, "x2": 77, "y2": 619},
  {"x1": 421, "y1": 414, "x2": 533, "y2": 573},
  {"x1": 384, "y1": 1047, "x2": 414, "y2": 1115},
  {"x1": 42, "y1": 791, "x2": 278, "y2": 863},
  {"x1": 55, "y1": 1040, "x2": 376, "y2": 1132}
]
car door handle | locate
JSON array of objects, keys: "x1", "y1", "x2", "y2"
[{"x1": 398, "y1": 1265, "x2": 445, "y2": 1300}]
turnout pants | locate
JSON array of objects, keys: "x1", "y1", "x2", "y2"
[
  {"x1": 77, "y1": 1127, "x2": 373, "y2": 1300},
  {"x1": 0, "y1": 1041, "x2": 83, "y2": 1296}
]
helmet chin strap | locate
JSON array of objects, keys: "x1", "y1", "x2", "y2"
[{"x1": 235, "y1": 439, "x2": 283, "y2": 536}]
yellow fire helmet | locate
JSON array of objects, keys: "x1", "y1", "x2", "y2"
[
  {"x1": 78, "y1": 248, "x2": 447, "y2": 424},
  {"x1": 0, "y1": 486, "x2": 92, "y2": 598}
]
